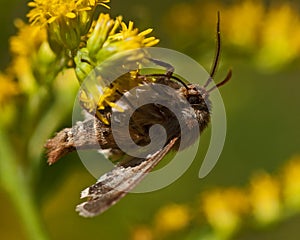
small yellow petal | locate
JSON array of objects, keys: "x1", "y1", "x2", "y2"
[{"x1": 139, "y1": 28, "x2": 153, "y2": 36}]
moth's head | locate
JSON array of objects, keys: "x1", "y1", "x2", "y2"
[
  {"x1": 179, "y1": 84, "x2": 210, "y2": 132},
  {"x1": 178, "y1": 70, "x2": 232, "y2": 132},
  {"x1": 182, "y1": 69, "x2": 232, "y2": 113},
  {"x1": 185, "y1": 84, "x2": 211, "y2": 112}
]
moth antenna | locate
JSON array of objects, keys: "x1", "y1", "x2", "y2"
[
  {"x1": 207, "y1": 69, "x2": 232, "y2": 93},
  {"x1": 170, "y1": 75, "x2": 189, "y2": 90},
  {"x1": 204, "y1": 11, "x2": 221, "y2": 88}
]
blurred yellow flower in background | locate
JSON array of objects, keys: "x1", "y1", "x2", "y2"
[
  {"x1": 131, "y1": 225, "x2": 153, "y2": 240},
  {"x1": 131, "y1": 155, "x2": 300, "y2": 240},
  {"x1": 221, "y1": 0, "x2": 264, "y2": 49},
  {"x1": 257, "y1": 3, "x2": 300, "y2": 69},
  {"x1": 249, "y1": 172, "x2": 281, "y2": 224},
  {"x1": 130, "y1": 203, "x2": 191, "y2": 240},
  {"x1": 164, "y1": 0, "x2": 300, "y2": 71},
  {"x1": 0, "y1": 74, "x2": 19, "y2": 106},
  {"x1": 201, "y1": 188, "x2": 249, "y2": 237},
  {"x1": 9, "y1": 19, "x2": 51, "y2": 93},
  {"x1": 154, "y1": 203, "x2": 191, "y2": 233},
  {"x1": 281, "y1": 155, "x2": 300, "y2": 211},
  {"x1": 0, "y1": 73, "x2": 19, "y2": 127}
]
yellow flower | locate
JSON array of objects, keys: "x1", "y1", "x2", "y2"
[
  {"x1": 0, "y1": 74, "x2": 19, "y2": 106},
  {"x1": 0, "y1": 73, "x2": 19, "y2": 127},
  {"x1": 10, "y1": 20, "x2": 47, "y2": 58},
  {"x1": 9, "y1": 20, "x2": 54, "y2": 93},
  {"x1": 201, "y1": 188, "x2": 249, "y2": 237},
  {"x1": 76, "y1": 13, "x2": 159, "y2": 82},
  {"x1": 80, "y1": 71, "x2": 148, "y2": 125},
  {"x1": 249, "y1": 172, "x2": 281, "y2": 224},
  {"x1": 27, "y1": 0, "x2": 110, "y2": 51},
  {"x1": 131, "y1": 225, "x2": 153, "y2": 240},
  {"x1": 164, "y1": 0, "x2": 300, "y2": 70},
  {"x1": 154, "y1": 203, "x2": 191, "y2": 233},
  {"x1": 257, "y1": 3, "x2": 300, "y2": 69},
  {"x1": 75, "y1": 13, "x2": 159, "y2": 124},
  {"x1": 222, "y1": 0, "x2": 264, "y2": 48},
  {"x1": 281, "y1": 155, "x2": 300, "y2": 211},
  {"x1": 87, "y1": 13, "x2": 159, "y2": 63},
  {"x1": 27, "y1": 0, "x2": 110, "y2": 25}
]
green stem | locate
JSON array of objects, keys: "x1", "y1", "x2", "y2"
[
  {"x1": 28, "y1": 72, "x2": 78, "y2": 182},
  {"x1": 0, "y1": 131, "x2": 49, "y2": 240}
]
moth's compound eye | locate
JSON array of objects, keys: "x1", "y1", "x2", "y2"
[{"x1": 188, "y1": 95, "x2": 201, "y2": 104}]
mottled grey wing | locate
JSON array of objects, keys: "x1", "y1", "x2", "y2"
[{"x1": 76, "y1": 137, "x2": 178, "y2": 217}]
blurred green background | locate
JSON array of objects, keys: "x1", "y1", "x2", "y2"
[{"x1": 1, "y1": 0, "x2": 300, "y2": 239}]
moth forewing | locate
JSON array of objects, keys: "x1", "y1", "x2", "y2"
[{"x1": 76, "y1": 137, "x2": 178, "y2": 217}]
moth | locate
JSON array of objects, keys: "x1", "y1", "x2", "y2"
[{"x1": 45, "y1": 13, "x2": 231, "y2": 217}]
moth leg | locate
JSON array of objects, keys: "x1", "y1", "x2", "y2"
[
  {"x1": 145, "y1": 57, "x2": 174, "y2": 77},
  {"x1": 139, "y1": 58, "x2": 188, "y2": 89}
]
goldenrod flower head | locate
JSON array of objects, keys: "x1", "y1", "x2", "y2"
[
  {"x1": 249, "y1": 172, "x2": 281, "y2": 224},
  {"x1": 154, "y1": 203, "x2": 190, "y2": 233},
  {"x1": 201, "y1": 188, "x2": 248, "y2": 237},
  {"x1": 27, "y1": 0, "x2": 110, "y2": 25},
  {"x1": 74, "y1": 13, "x2": 159, "y2": 124},
  {"x1": 87, "y1": 13, "x2": 159, "y2": 63},
  {"x1": 75, "y1": 14, "x2": 159, "y2": 82},
  {"x1": 27, "y1": 0, "x2": 110, "y2": 51},
  {"x1": 281, "y1": 156, "x2": 300, "y2": 211}
]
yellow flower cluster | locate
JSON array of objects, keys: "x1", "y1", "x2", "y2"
[
  {"x1": 0, "y1": 74, "x2": 19, "y2": 107},
  {"x1": 80, "y1": 71, "x2": 147, "y2": 124},
  {"x1": 27, "y1": 0, "x2": 110, "y2": 51},
  {"x1": 1, "y1": 2, "x2": 158, "y2": 239},
  {"x1": 131, "y1": 155, "x2": 300, "y2": 240},
  {"x1": 25, "y1": 1, "x2": 159, "y2": 126},
  {"x1": 131, "y1": 203, "x2": 191, "y2": 240},
  {"x1": 75, "y1": 13, "x2": 159, "y2": 124},
  {"x1": 2, "y1": 0, "x2": 159, "y2": 126},
  {"x1": 249, "y1": 172, "x2": 281, "y2": 224},
  {"x1": 154, "y1": 204, "x2": 191, "y2": 233},
  {"x1": 86, "y1": 13, "x2": 159, "y2": 66},
  {"x1": 27, "y1": 0, "x2": 110, "y2": 25},
  {"x1": 8, "y1": 20, "x2": 52, "y2": 93},
  {"x1": 281, "y1": 156, "x2": 300, "y2": 211},
  {"x1": 201, "y1": 188, "x2": 249, "y2": 237}
]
